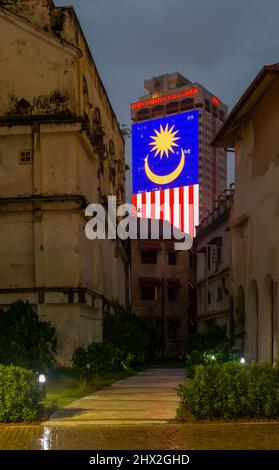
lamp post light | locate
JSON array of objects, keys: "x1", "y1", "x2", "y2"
[
  {"x1": 86, "y1": 362, "x2": 91, "y2": 380},
  {"x1": 240, "y1": 357, "x2": 246, "y2": 364},
  {"x1": 38, "y1": 374, "x2": 46, "y2": 397}
]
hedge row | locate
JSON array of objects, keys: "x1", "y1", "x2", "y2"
[
  {"x1": 178, "y1": 363, "x2": 279, "y2": 419},
  {"x1": 0, "y1": 365, "x2": 43, "y2": 422}
]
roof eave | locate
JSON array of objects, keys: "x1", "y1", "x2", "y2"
[{"x1": 212, "y1": 64, "x2": 279, "y2": 148}]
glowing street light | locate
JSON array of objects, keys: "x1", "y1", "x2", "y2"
[
  {"x1": 39, "y1": 374, "x2": 46, "y2": 384},
  {"x1": 38, "y1": 374, "x2": 46, "y2": 397},
  {"x1": 240, "y1": 358, "x2": 245, "y2": 364}
]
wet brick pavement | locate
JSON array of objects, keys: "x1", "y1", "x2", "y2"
[{"x1": 0, "y1": 422, "x2": 279, "y2": 450}]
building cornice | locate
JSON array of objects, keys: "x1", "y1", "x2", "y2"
[
  {"x1": 0, "y1": 194, "x2": 89, "y2": 208},
  {"x1": 0, "y1": 6, "x2": 82, "y2": 58}
]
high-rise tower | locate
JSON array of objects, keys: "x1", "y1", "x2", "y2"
[{"x1": 131, "y1": 73, "x2": 227, "y2": 225}]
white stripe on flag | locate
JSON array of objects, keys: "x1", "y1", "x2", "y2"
[
  {"x1": 146, "y1": 192, "x2": 151, "y2": 219},
  {"x1": 155, "y1": 190, "x2": 160, "y2": 219},
  {"x1": 164, "y1": 189, "x2": 170, "y2": 222},
  {"x1": 194, "y1": 184, "x2": 200, "y2": 236},
  {"x1": 137, "y1": 193, "x2": 142, "y2": 218},
  {"x1": 183, "y1": 186, "x2": 189, "y2": 235},
  {"x1": 174, "y1": 187, "x2": 180, "y2": 229}
]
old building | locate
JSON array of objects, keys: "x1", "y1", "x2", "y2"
[
  {"x1": 130, "y1": 223, "x2": 196, "y2": 356},
  {"x1": 0, "y1": 0, "x2": 129, "y2": 364},
  {"x1": 196, "y1": 189, "x2": 233, "y2": 334},
  {"x1": 213, "y1": 64, "x2": 279, "y2": 364}
]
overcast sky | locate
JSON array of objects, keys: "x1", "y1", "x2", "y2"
[{"x1": 57, "y1": 0, "x2": 279, "y2": 189}]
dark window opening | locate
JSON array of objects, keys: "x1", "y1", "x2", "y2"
[
  {"x1": 168, "y1": 251, "x2": 177, "y2": 265},
  {"x1": 166, "y1": 101, "x2": 179, "y2": 115},
  {"x1": 137, "y1": 109, "x2": 150, "y2": 121},
  {"x1": 205, "y1": 99, "x2": 211, "y2": 112},
  {"x1": 19, "y1": 150, "x2": 32, "y2": 164},
  {"x1": 141, "y1": 250, "x2": 157, "y2": 264},
  {"x1": 168, "y1": 322, "x2": 179, "y2": 340},
  {"x1": 168, "y1": 287, "x2": 177, "y2": 301},
  {"x1": 181, "y1": 98, "x2": 194, "y2": 111},
  {"x1": 109, "y1": 139, "x2": 115, "y2": 156},
  {"x1": 141, "y1": 285, "x2": 157, "y2": 300},
  {"x1": 217, "y1": 286, "x2": 223, "y2": 301},
  {"x1": 151, "y1": 105, "x2": 164, "y2": 117},
  {"x1": 207, "y1": 245, "x2": 211, "y2": 270}
]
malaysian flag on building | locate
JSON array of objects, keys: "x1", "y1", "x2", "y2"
[
  {"x1": 132, "y1": 111, "x2": 200, "y2": 237},
  {"x1": 132, "y1": 185, "x2": 199, "y2": 237}
]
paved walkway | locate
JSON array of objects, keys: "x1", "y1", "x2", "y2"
[
  {"x1": 45, "y1": 368, "x2": 186, "y2": 425},
  {"x1": 1, "y1": 422, "x2": 279, "y2": 450},
  {"x1": 1, "y1": 368, "x2": 278, "y2": 450}
]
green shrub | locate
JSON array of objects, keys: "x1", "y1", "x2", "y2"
[
  {"x1": 73, "y1": 313, "x2": 164, "y2": 372},
  {"x1": 178, "y1": 363, "x2": 279, "y2": 419},
  {"x1": 72, "y1": 347, "x2": 88, "y2": 370},
  {"x1": 0, "y1": 300, "x2": 56, "y2": 370},
  {"x1": 186, "y1": 347, "x2": 240, "y2": 376},
  {"x1": 87, "y1": 342, "x2": 123, "y2": 372},
  {"x1": 186, "y1": 322, "x2": 241, "y2": 374},
  {"x1": 188, "y1": 323, "x2": 231, "y2": 353},
  {"x1": 0, "y1": 365, "x2": 43, "y2": 422},
  {"x1": 104, "y1": 313, "x2": 164, "y2": 365}
]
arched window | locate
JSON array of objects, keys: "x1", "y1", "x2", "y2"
[
  {"x1": 83, "y1": 76, "x2": 89, "y2": 97},
  {"x1": 83, "y1": 76, "x2": 90, "y2": 115},
  {"x1": 93, "y1": 107, "x2": 104, "y2": 137},
  {"x1": 94, "y1": 107, "x2": 102, "y2": 126},
  {"x1": 261, "y1": 274, "x2": 274, "y2": 363},
  {"x1": 247, "y1": 280, "x2": 259, "y2": 361},
  {"x1": 109, "y1": 139, "x2": 115, "y2": 156}
]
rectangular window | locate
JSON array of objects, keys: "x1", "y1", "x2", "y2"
[
  {"x1": 168, "y1": 287, "x2": 177, "y2": 301},
  {"x1": 168, "y1": 251, "x2": 177, "y2": 265},
  {"x1": 141, "y1": 250, "x2": 157, "y2": 264},
  {"x1": 141, "y1": 285, "x2": 157, "y2": 300},
  {"x1": 207, "y1": 245, "x2": 211, "y2": 270},
  {"x1": 19, "y1": 150, "x2": 32, "y2": 164}
]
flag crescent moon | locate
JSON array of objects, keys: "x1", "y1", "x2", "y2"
[{"x1": 144, "y1": 148, "x2": 185, "y2": 185}]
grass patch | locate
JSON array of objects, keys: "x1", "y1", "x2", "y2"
[{"x1": 44, "y1": 368, "x2": 134, "y2": 416}]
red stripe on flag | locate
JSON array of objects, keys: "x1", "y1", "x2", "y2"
[
  {"x1": 160, "y1": 190, "x2": 165, "y2": 220},
  {"x1": 189, "y1": 185, "x2": 194, "y2": 237},
  {"x1": 150, "y1": 191, "x2": 155, "y2": 219},
  {"x1": 179, "y1": 186, "x2": 184, "y2": 232},
  {"x1": 169, "y1": 188, "x2": 174, "y2": 225},
  {"x1": 132, "y1": 194, "x2": 137, "y2": 216}
]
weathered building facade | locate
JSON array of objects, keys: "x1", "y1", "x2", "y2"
[
  {"x1": 196, "y1": 190, "x2": 233, "y2": 333},
  {"x1": 213, "y1": 64, "x2": 279, "y2": 364},
  {"x1": 0, "y1": 0, "x2": 128, "y2": 364},
  {"x1": 131, "y1": 233, "x2": 196, "y2": 356}
]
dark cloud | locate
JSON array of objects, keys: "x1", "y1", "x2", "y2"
[{"x1": 57, "y1": 0, "x2": 279, "y2": 187}]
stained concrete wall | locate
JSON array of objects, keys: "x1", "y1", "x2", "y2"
[
  {"x1": 230, "y1": 78, "x2": 279, "y2": 363},
  {"x1": 0, "y1": 1, "x2": 128, "y2": 365}
]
